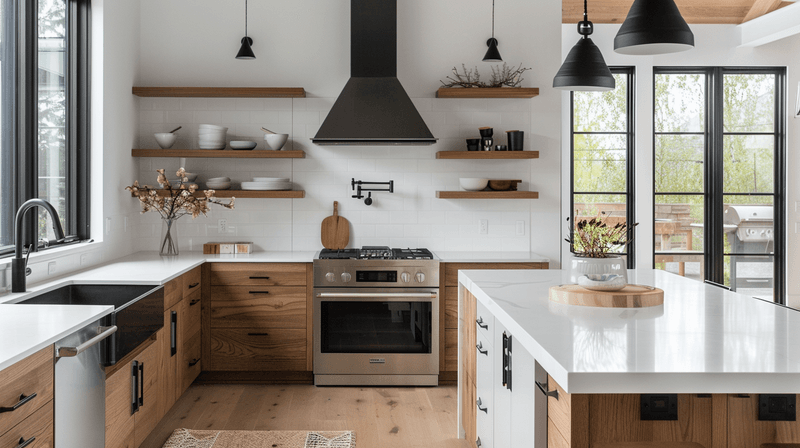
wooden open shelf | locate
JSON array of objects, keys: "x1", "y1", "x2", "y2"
[
  {"x1": 437, "y1": 191, "x2": 538, "y2": 199},
  {"x1": 132, "y1": 149, "x2": 305, "y2": 159},
  {"x1": 146, "y1": 189, "x2": 305, "y2": 199},
  {"x1": 436, "y1": 87, "x2": 539, "y2": 99},
  {"x1": 132, "y1": 87, "x2": 306, "y2": 98},
  {"x1": 436, "y1": 151, "x2": 539, "y2": 160}
]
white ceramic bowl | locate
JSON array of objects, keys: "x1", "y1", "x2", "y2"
[
  {"x1": 206, "y1": 177, "x2": 231, "y2": 182},
  {"x1": 230, "y1": 141, "x2": 257, "y2": 150},
  {"x1": 181, "y1": 172, "x2": 198, "y2": 182},
  {"x1": 264, "y1": 133, "x2": 289, "y2": 150},
  {"x1": 205, "y1": 182, "x2": 231, "y2": 190},
  {"x1": 459, "y1": 178, "x2": 489, "y2": 191},
  {"x1": 154, "y1": 133, "x2": 177, "y2": 149},
  {"x1": 199, "y1": 124, "x2": 227, "y2": 130}
]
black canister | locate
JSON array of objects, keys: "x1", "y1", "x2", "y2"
[
  {"x1": 506, "y1": 130, "x2": 524, "y2": 151},
  {"x1": 479, "y1": 127, "x2": 494, "y2": 138},
  {"x1": 466, "y1": 138, "x2": 481, "y2": 151}
]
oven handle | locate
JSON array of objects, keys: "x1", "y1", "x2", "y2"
[{"x1": 316, "y1": 292, "x2": 437, "y2": 299}]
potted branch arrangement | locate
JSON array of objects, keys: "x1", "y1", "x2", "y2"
[
  {"x1": 126, "y1": 168, "x2": 235, "y2": 256},
  {"x1": 565, "y1": 213, "x2": 638, "y2": 291},
  {"x1": 439, "y1": 63, "x2": 531, "y2": 89}
]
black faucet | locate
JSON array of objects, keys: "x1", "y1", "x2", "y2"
[{"x1": 12, "y1": 199, "x2": 66, "y2": 293}]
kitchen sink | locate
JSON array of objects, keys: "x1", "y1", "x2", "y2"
[{"x1": 17, "y1": 284, "x2": 164, "y2": 365}]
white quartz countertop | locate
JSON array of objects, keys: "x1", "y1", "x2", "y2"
[
  {"x1": 459, "y1": 269, "x2": 800, "y2": 394},
  {"x1": 433, "y1": 251, "x2": 549, "y2": 263}
]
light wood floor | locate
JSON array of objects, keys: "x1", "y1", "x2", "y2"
[{"x1": 141, "y1": 384, "x2": 470, "y2": 448}]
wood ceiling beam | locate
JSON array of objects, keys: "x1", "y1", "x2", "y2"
[
  {"x1": 562, "y1": 0, "x2": 755, "y2": 24},
  {"x1": 742, "y1": 0, "x2": 784, "y2": 22}
]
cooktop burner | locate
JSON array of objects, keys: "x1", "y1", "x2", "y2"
[{"x1": 318, "y1": 246, "x2": 434, "y2": 260}]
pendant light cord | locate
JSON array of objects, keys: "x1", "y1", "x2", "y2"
[
  {"x1": 584, "y1": 0, "x2": 587, "y2": 21},
  {"x1": 491, "y1": 0, "x2": 495, "y2": 38},
  {"x1": 245, "y1": 0, "x2": 248, "y2": 37}
]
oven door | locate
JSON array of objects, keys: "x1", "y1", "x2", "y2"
[{"x1": 314, "y1": 287, "x2": 439, "y2": 385}]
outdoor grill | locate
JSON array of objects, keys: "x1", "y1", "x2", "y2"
[{"x1": 723, "y1": 205, "x2": 774, "y2": 290}]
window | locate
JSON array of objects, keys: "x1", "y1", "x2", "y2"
[
  {"x1": 654, "y1": 67, "x2": 785, "y2": 302},
  {"x1": 0, "y1": 0, "x2": 90, "y2": 255},
  {"x1": 571, "y1": 67, "x2": 636, "y2": 267}
]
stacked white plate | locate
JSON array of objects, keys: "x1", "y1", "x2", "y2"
[
  {"x1": 241, "y1": 177, "x2": 292, "y2": 191},
  {"x1": 205, "y1": 176, "x2": 231, "y2": 190},
  {"x1": 198, "y1": 124, "x2": 228, "y2": 150}
]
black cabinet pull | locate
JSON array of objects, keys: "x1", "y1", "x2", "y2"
[
  {"x1": 476, "y1": 317, "x2": 488, "y2": 329},
  {"x1": 187, "y1": 282, "x2": 200, "y2": 289},
  {"x1": 476, "y1": 437, "x2": 482, "y2": 447},
  {"x1": 189, "y1": 298, "x2": 200, "y2": 306},
  {"x1": 15, "y1": 436, "x2": 35, "y2": 448},
  {"x1": 535, "y1": 381, "x2": 559, "y2": 400},
  {"x1": 131, "y1": 361, "x2": 139, "y2": 414},
  {"x1": 139, "y1": 362, "x2": 144, "y2": 408},
  {"x1": 249, "y1": 276, "x2": 270, "y2": 280},
  {"x1": 475, "y1": 342, "x2": 488, "y2": 355},
  {"x1": 0, "y1": 393, "x2": 37, "y2": 414},
  {"x1": 476, "y1": 397, "x2": 488, "y2": 413},
  {"x1": 170, "y1": 311, "x2": 178, "y2": 357},
  {"x1": 502, "y1": 332, "x2": 512, "y2": 391},
  {"x1": 248, "y1": 291, "x2": 270, "y2": 295},
  {"x1": 247, "y1": 332, "x2": 269, "y2": 336},
  {"x1": 188, "y1": 358, "x2": 200, "y2": 367}
]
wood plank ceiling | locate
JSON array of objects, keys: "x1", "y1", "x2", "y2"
[{"x1": 562, "y1": 0, "x2": 793, "y2": 24}]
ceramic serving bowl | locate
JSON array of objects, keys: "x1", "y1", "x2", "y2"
[
  {"x1": 459, "y1": 178, "x2": 489, "y2": 191},
  {"x1": 154, "y1": 133, "x2": 177, "y2": 149},
  {"x1": 264, "y1": 133, "x2": 289, "y2": 150}
]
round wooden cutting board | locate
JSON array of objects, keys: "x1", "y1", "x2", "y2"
[{"x1": 549, "y1": 284, "x2": 664, "y2": 308}]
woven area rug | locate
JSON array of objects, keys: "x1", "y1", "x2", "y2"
[{"x1": 162, "y1": 428, "x2": 355, "y2": 448}]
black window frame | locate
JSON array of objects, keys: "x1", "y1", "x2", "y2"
[
  {"x1": 570, "y1": 66, "x2": 636, "y2": 269},
  {"x1": 652, "y1": 66, "x2": 786, "y2": 303},
  {"x1": 0, "y1": 0, "x2": 91, "y2": 257}
]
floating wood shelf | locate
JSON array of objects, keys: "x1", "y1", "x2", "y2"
[
  {"x1": 436, "y1": 151, "x2": 539, "y2": 160},
  {"x1": 145, "y1": 190, "x2": 305, "y2": 199},
  {"x1": 436, "y1": 87, "x2": 539, "y2": 99},
  {"x1": 132, "y1": 149, "x2": 305, "y2": 159},
  {"x1": 436, "y1": 191, "x2": 539, "y2": 199},
  {"x1": 132, "y1": 87, "x2": 306, "y2": 98}
]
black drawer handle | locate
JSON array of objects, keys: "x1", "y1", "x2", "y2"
[
  {"x1": 476, "y1": 342, "x2": 488, "y2": 355},
  {"x1": 249, "y1": 291, "x2": 270, "y2": 295},
  {"x1": 535, "y1": 381, "x2": 559, "y2": 400},
  {"x1": 247, "y1": 332, "x2": 269, "y2": 336},
  {"x1": 249, "y1": 276, "x2": 271, "y2": 280},
  {"x1": 139, "y1": 362, "x2": 145, "y2": 408},
  {"x1": 170, "y1": 311, "x2": 178, "y2": 357},
  {"x1": 476, "y1": 397, "x2": 488, "y2": 413},
  {"x1": 189, "y1": 298, "x2": 200, "y2": 306},
  {"x1": 188, "y1": 358, "x2": 200, "y2": 367},
  {"x1": 476, "y1": 436, "x2": 482, "y2": 447},
  {"x1": 187, "y1": 282, "x2": 200, "y2": 289},
  {"x1": 0, "y1": 393, "x2": 37, "y2": 414},
  {"x1": 16, "y1": 436, "x2": 35, "y2": 448},
  {"x1": 476, "y1": 317, "x2": 488, "y2": 329}
]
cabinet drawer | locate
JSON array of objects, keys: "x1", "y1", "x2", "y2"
[
  {"x1": 182, "y1": 266, "x2": 202, "y2": 297},
  {"x1": 0, "y1": 346, "x2": 53, "y2": 436},
  {"x1": 181, "y1": 330, "x2": 202, "y2": 392},
  {"x1": 475, "y1": 300, "x2": 493, "y2": 342},
  {"x1": 444, "y1": 287, "x2": 458, "y2": 329},
  {"x1": 209, "y1": 286, "x2": 306, "y2": 329},
  {"x1": 208, "y1": 328, "x2": 306, "y2": 371},
  {"x1": 0, "y1": 402, "x2": 53, "y2": 448},
  {"x1": 476, "y1": 394, "x2": 493, "y2": 448},
  {"x1": 209, "y1": 263, "x2": 307, "y2": 286},
  {"x1": 163, "y1": 277, "x2": 182, "y2": 311},
  {"x1": 445, "y1": 263, "x2": 548, "y2": 286},
  {"x1": 547, "y1": 375, "x2": 571, "y2": 441},
  {"x1": 182, "y1": 289, "x2": 202, "y2": 338}
]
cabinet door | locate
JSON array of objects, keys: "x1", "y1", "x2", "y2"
[
  {"x1": 179, "y1": 289, "x2": 202, "y2": 394},
  {"x1": 134, "y1": 342, "x2": 161, "y2": 448},
  {"x1": 492, "y1": 319, "x2": 511, "y2": 448},
  {"x1": 158, "y1": 305, "x2": 180, "y2": 418},
  {"x1": 476, "y1": 329, "x2": 494, "y2": 447},
  {"x1": 105, "y1": 362, "x2": 136, "y2": 448},
  {"x1": 510, "y1": 343, "x2": 549, "y2": 448}
]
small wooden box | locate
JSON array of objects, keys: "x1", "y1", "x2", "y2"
[
  {"x1": 235, "y1": 243, "x2": 253, "y2": 254},
  {"x1": 204, "y1": 242, "x2": 253, "y2": 254}
]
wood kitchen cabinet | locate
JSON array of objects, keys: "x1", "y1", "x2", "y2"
[{"x1": 0, "y1": 346, "x2": 54, "y2": 448}]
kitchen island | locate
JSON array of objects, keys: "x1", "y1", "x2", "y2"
[{"x1": 458, "y1": 269, "x2": 800, "y2": 448}]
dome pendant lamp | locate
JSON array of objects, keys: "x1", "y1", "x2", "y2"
[
  {"x1": 482, "y1": 0, "x2": 502, "y2": 62},
  {"x1": 553, "y1": 0, "x2": 615, "y2": 92},
  {"x1": 235, "y1": 0, "x2": 255, "y2": 59},
  {"x1": 614, "y1": 0, "x2": 694, "y2": 55}
]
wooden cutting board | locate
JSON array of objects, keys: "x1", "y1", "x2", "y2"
[
  {"x1": 549, "y1": 284, "x2": 664, "y2": 308},
  {"x1": 320, "y1": 201, "x2": 350, "y2": 250}
]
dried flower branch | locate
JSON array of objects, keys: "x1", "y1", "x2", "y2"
[
  {"x1": 440, "y1": 63, "x2": 531, "y2": 88},
  {"x1": 125, "y1": 168, "x2": 235, "y2": 221},
  {"x1": 565, "y1": 212, "x2": 638, "y2": 258}
]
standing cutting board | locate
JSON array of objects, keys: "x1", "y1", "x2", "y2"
[{"x1": 320, "y1": 201, "x2": 350, "y2": 250}]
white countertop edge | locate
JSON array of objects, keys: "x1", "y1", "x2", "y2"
[
  {"x1": 435, "y1": 251, "x2": 550, "y2": 263},
  {"x1": 0, "y1": 305, "x2": 114, "y2": 371}
]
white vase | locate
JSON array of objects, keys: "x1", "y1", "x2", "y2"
[{"x1": 567, "y1": 255, "x2": 628, "y2": 285}]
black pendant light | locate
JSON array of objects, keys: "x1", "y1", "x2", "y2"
[
  {"x1": 235, "y1": 0, "x2": 255, "y2": 59},
  {"x1": 482, "y1": 0, "x2": 502, "y2": 62},
  {"x1": 614, "y1": 0, "x2": 694, "y2": 55},
  {"x1": 553, "y1": 0, "x2": 615, "y2": 92}
]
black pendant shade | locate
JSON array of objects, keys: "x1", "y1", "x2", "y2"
[
  {"x1": 483, "y1": 38, "x2": 502, "y2": 62},
  {"x1": 236, "y1": 37, "x2": 255, "y2": 59},
  {"x1": 553, "y1": 36, "x2": 615, "y2": 91},
  {"x1": 614, "y1": 0, "x2": 694, "y2": 55}
]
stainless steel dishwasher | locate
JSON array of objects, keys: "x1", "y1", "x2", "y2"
[{"x1": 54, "y1": 319, "x2": 117, "y2": 448}]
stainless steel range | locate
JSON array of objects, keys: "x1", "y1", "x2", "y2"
[{"x1": 313, "y1": 246, "x2": 439, "y2": 386}]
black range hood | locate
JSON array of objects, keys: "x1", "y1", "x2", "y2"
[{"x1": 312, "y1": 0, "x2": 437, "y2": 146}]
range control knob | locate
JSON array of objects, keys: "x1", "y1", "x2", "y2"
[
  {"x1": 341, "y1": 272, "x2": 352, "y2": 282},
  {"x1": 325, "y1": 272, "x2": 336, "y2": 283},
  {"x1": 400, "y1": 272, "x2": 412, "y2": 283},
  {"x1": 415, "y1": 272, "x2": 426, "y2": 283}
]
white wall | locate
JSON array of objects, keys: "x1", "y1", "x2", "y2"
[
  {"x1": 560, "y1": 24, "x2": 800, "y2": 303},
  {"x1": 134, "y1": 0, "x2": 563, "y2": 264}
]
